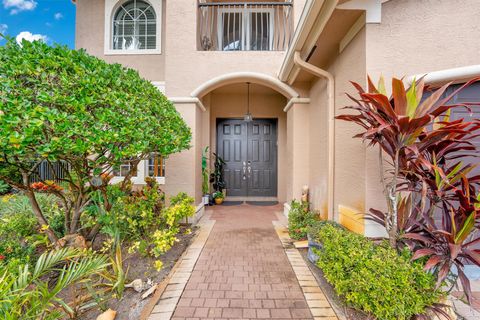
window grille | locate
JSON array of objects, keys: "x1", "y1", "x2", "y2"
[{"x1": 113, "y1": 0, "x2": 157, "y2": 50}]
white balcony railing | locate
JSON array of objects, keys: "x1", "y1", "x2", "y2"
[{"x1": 198, "y1": 1, "x2": 293, "y2": 51}]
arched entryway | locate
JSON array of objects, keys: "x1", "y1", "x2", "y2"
[{"x1": 192, "y1": 72, "x2": 296, "y2": 202}]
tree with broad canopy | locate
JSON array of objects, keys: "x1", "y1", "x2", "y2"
[{"x1": 0, "y1": 39, "x2": 191, "y2": 243}]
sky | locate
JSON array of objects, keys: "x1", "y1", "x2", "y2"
[{"x1": 0, "y1": 0, "x2": 76, "y2": 48}]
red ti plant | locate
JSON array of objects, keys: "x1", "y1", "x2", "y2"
[{"x1": 337, "y1": 76, "x2": 480, "y2": 302}]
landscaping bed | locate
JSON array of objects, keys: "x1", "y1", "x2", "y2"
[
  {"x1": 80, "y1": 226, "x2": 197, "y2": 320},
  {"x1": 299, "y1": 248, "x2": 369, "y2": 320}
]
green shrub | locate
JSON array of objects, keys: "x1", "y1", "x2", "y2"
[
  {"x1": 0, "y1": 39, "x2": 191, "y2": 242},
  {"x1": 288, "y1": 200, "x2": 318, "y2": 240},
  {"x1": 0, "y1": 210, "x2": 40, "y2": 270},
  {"x1": 315, "y1": 225, "x2": 443, "y2": 320},
  {"x1": 0, "y1": 194, "x2": 65, "y2": 237},
  {"x1": 306, "y1": 219, "x2": 342, "y2": 241},
  {"x1": 0, "y1": 194, "x2": 65, "y2": 270},
  {"x1": 98, "y1": 183, "x2": 195, "y2": 269}
]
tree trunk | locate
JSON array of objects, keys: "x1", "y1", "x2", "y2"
[
  {"x1": 21, "y1": 172, "x2": 59, "y2": 243},
  {"x1": 388, "y1": 150, "x2": 400, "y2": 248}
]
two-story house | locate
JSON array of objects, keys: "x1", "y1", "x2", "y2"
[{"x1": 74, "y1": 0, "x2": 480, "y2": 236}]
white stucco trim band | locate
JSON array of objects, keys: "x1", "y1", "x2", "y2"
[
  {"x1": 169, "y1": 97, "x2": 206, "y2": 112},
  {"x1": 191, "y1": 72, "x2": 300, "y2": 99},
  {"x1": 406, "y1": 65, "x2": 480, "y2": 86},
  {"x1": 283, "y1": 97, "x2": 311, "y2": 112},
  {"x1": 336, "y1": 0, "x2": 385, "y2": 24}
]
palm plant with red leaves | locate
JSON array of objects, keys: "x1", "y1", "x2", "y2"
[{"x1": 337, "y1": 76, "x2": 480, "y2": 302}]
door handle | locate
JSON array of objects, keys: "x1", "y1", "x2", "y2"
[{"x1": 242, "y1": 161, "x2": 247, "y2": 180}]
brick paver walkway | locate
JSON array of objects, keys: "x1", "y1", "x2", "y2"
[{"x1": 171, "y1": 204, "x2": 313, "y2": 320}]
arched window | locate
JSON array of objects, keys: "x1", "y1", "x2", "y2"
[{"x1": 113, "y1": 0, "x2": 156, "y2": 50}]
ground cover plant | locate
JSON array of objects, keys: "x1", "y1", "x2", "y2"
[
  {"x1": 337, "y1": 76, "x2": 480, "y2": 302},
  {"x1": 314, "y1": 224, "x2": 443, "y2": 320}
]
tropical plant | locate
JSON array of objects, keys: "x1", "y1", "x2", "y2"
[
  {"x1": 337, "y1": 76, "x2": 480, "y2": 248},
  {"x1": 202, "y1": 147, "x2": 210, "y2": 195},
  {"x1": 0, "y1": 39, "x2": 191, "y2": 243},
  {"x1": 288, "y1": 200, "x2": 318, "y2": 240},
  {"x1": 0, "y1": 180, "x2": 10, "y2": 195},
  {"x1": 210, "y1": 153, "x2": 226, "y2": 192},
  {"x1": 0, "y1": 248, "x2": 109, "y2": 319},
  {"x1": 212, "y1": 191, "x2": 224, "y2": 200},
  {"x1": 315, "y1": 224, "x2": 444, "y2": 320},
  {"x1": 337, "y1": 76, "x2": 480, "y2": 302}
]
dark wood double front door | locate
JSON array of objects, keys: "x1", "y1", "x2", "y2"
[{"x1": 217, "y1": 118, "x2": 277, "y2": 198}]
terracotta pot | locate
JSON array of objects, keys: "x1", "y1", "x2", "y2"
[{"x1": 215, "y1": 198, "x2": 224, "y2": 205}]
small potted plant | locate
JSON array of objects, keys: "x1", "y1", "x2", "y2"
[{"x1": 213, "y1": 191, "x2": 224, "y2": 205}]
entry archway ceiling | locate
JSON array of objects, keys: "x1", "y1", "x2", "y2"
[{"x1": 191, "y1": 72, "x2": 300, "y2": 100}]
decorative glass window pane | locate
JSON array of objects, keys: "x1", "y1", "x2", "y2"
[
  {"x1": 218, "y1": 8, "x2": 273, "y2": 51},
  {"x1": 221, "y1": 11, "x2": 242, "y2": 51},
  {"x1": 147, "y1": 153, "x2": 165, "y2": 177},
  {"x1": 113, "y1": 0, "x2": 156, "y2": 50},
  {"x1": 113, "y1": 161, "x2": 138, "y2": 177},
  {"x1": 249, "y1": 12, "x2": 272, "y2": 51}
]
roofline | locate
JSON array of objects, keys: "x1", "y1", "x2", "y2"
[{"x1": 278, "y1": 0, "x2": 338, "y2": 83}]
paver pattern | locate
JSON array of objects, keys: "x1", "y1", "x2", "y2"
[{"x1": 171, "y1": 204, "x2": 313, "y2": 320}]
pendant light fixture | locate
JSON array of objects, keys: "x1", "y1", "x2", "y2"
[{"x1": 244, "y1": 82, "x2": 253, "y2": 122}]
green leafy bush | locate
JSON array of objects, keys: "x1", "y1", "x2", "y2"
[
  {"x1": 0, "y1": 39, "x2": 191, "y2": 242},
  {"x1": 288, "y1": 200, "x2": 318, "y2": 240},
  {"x1": 97, "y1": 183, "x2": 195, "y2": 269},
  {"x1": 0, "y1": 194, "x2": 65, "y2": 271},
  {"x1": 315, "y1": 224, "x2": 443, "y2": 320},
  {"x1": 0, "y1": 194, "x2": 65, "y2": 237},
  {"x1": 306, "y1": 219, "x2": 342, "y2": 241}
]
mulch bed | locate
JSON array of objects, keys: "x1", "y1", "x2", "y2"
[{"x1": 78, "y1": 226, "x2": 197, "y2": 320}]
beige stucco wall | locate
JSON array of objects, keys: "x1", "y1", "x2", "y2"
[
  {"x1": 364, "y1": 0, "x2": 480, "y2": 214},
  {"x1": 164, "y1": 0, "x2": 290, "y2": 97},
  {"x1": 73, "y1": 0, "x2": 310, "y2": 207},
  {"x1": 297, "y1": 27, "x2": 367, "y2": 220},
  {"x1": 75, "y1": 0, "x2": 166, "y2": 82},
  {"x1": 208, "y1": 90, "x2": 287, "y2": 201}
]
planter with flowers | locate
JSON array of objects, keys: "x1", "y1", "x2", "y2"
[{"x1": 213, "y1": 191, "x2": 224, "y2": 205}]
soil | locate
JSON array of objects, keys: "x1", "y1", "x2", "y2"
[
  {"x1": 298, "y1": 249, "x2": 371, "y2": 320},
  {"x1": 77, "y1": 226, "x2": 197, "y2": 320}
]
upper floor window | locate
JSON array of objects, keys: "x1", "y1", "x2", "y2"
[
  {"x1": 113, "y1": 0, "x2": 157, "y2": 50},
  {"x1": 198, "y1": 1, "x2": 293, "y2": 51},
  {"x1": 105, "y1": 0, "x2": 162, "y2": 55}
]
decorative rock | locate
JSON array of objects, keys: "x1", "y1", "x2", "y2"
[
  {"x1": 141, "y1": 284, "x2": 158, "y2": 299},
  {"x1": 126, "y1": 279, "x2": 144, "y2": 292},
  {"x1": 56, "y1": 234, "x2": 87, "y2": 249},
  {"x1": 96, "y1": 308, "x2": 117, "y2": 320}
]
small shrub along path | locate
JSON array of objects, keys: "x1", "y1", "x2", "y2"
[{"x1": 166, "y1": 204, "x2": 330, "y2": 320}]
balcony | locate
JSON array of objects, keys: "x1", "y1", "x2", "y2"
[{"x1": 197, "y1": 1, "x2": 294, "y2": 51}]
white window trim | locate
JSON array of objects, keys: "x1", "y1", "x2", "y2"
[
  {"x1": 110, "y1": 160, "x2": 165, "y2": 185},
  {"x1": 217, "y1": 7, "x2": 274, "y2": 51},
  {"x1": 104, "y1": 0, "x2": 162, "y2": 55}
]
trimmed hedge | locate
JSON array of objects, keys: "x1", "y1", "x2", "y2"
[{"x1": 314, "y1": 225, "x2": 443, "y2": 320}]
